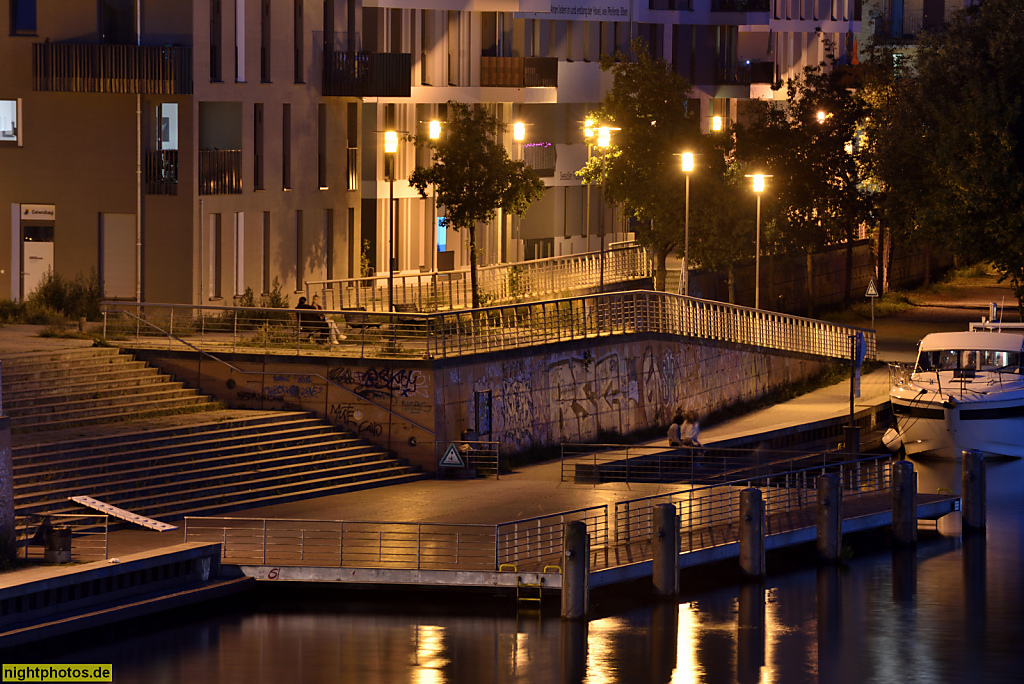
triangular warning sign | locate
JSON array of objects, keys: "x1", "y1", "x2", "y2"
[
  {"x1": 865, "y1": 280, "x2": 879, "y2": 297},
  {"x1": 440, "y1": 444, "x2": 466, "y2": 467}
]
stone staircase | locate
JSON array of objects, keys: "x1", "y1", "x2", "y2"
[{"x1": 3, "y1": 347, "x2": 425, "y2": 523}]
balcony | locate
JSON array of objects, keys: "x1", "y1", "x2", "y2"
[
  {"x1": 481, "y1": 57, "x2": 558, "y2": 88},
  {"x1": 711, "y1": 0, "x2": 770, "y2": 11},
  {"x1": 322, "y1": 51, "x2": 411, "y2": 97},
  {"x1": 145, "y1": 150, "x2": 178, "y2": 196},
  {"x1": 199, "y1": 150, "x2": 241, "y2": 195},
  {"x1": 33, "y1": 43, "x2": 192, "y2": 94},
  {"x1": 715, "y1": 60, "x2": 775, "y2": 85},
  {"x1": 523, "y1": 143, "x2": 556, "y2": 177}
]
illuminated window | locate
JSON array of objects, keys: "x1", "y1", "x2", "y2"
[{"x1": 0, "y1": 99, "x2": 19, "y2": 143}]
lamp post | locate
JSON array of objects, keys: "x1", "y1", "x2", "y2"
[
  {"x1": 384, "y1": 130, "x2": 398, "y2": 312},
  {"x1": 598, "y1": 126, "x2": 611, "y2": 291},
  {"x1": 752, "y1": 173, "x2": 766, "y2": 309},
  {"x1": 428, "y1": 120, "x2": 441, "y2": 273},
  {"x1": 584, "y1": 118, "x2": 595, "y2": 253},
  {"x1": 512, "y1": 121, "x2": 525, "y2": 264},
  {"x1": 681, "y1": 151, "x2": 694, "y2": 296}
]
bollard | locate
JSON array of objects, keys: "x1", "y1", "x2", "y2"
[
  {"x1": 561, "y1": 520, "x2": 589, "y2": 620},
  {"x1": 843, "y1": 426, "x2": 860, "y2": 456},
  {"x1": 961, "y1": 449, "x2": 986, "y2": 531},
  {"x1": 891, "y1": 460, "x2": 917, "y2": 545},
  {"x1": 739, "y1": 488, "x2": 765, "y2": 577},
  {"x1": 652, "y1": 503, "x2": 679, "y2": 597},
  {"x1": 816, "y1": 474, "x2": 843, "y2": 562}
]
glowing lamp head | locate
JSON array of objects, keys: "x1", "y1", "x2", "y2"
[
  {"x1": 712, "y1": 116, "x2": 723, "y2": 132},
  {"x1": 681, "y1": 152, "x2": 694, "y2": 174},
  {"x1": 597, "y1": 126, "x2": 611, "y2": 148},
  {"x1": 513, "y1": 121, "x2": 526, "y2": 142},
  {"x1": 429, "y1": 120, "x2": 441, "y2": 140},
  {"x1": 384, "y1": 130, "x2": 398, "y2": 154},
  {"x1": 752, "y1": 174, "x2": 766, "y2": 193},
  {"x1": 817, "y1": 110, "x2": 827, "y2": 124},
  {"x1": 584, "y1": 118, "x2": 595, "y2": 139}
]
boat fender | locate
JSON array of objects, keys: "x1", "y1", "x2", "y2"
[
  {"x1": 882, "y1": 427, "x2": 903, "y2": 452},
  {"x1": 942, "y1": 396, "x2": 958, "y2": 409}
]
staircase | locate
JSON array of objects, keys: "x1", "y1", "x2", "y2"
[{"x1": 3, "y1": 347, "x2": 425, "y2": 522}]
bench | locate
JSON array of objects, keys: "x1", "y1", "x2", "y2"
[
  {"x1": 297, "y1": 309, "x2": 330, "y2": 343},
  {"x1": 341, "y1": 307, "x2": 382, "y2": 332}
]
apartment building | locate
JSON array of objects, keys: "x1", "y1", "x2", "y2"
[{"x1": 1, "y1": 0, "x2": 859, "y2": 306}]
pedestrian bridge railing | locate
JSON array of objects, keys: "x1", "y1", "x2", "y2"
[
  {"x1": 185, "y1": 453, "x2": 895, "y2": 573},
  {"x1": 103, "y1": 290, "x2": 875, "y2": 362},
  {"x1": 306, "y1": 243, "x2": 651, "y2": 312}
]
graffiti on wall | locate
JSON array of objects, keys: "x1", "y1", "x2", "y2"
[
  {"x1": 548, "y1": 352, "x2": 631, "y2": 442},
  {"x1": 327, "y1": 367, "x2": 427, "y2": 402},
  {"x1": 328, "y1": 403, "x2": 385, "y2": 436},
  {"x1": 235, "y1": 374, "x2": 323, "y2": 404},
  {"x1": 499, "y1": 368, "x2": 537, "y2": 450}
]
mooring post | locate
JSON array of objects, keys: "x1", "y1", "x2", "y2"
[
  {"x1": 891, "y1": 459, "x2": 917, "y2": 545},
  {"x1": 561, "y1": 520, "x2": 589, "y2": 620},
  {"x1": 816, "y1": 474, "x2": 842, "y2": 562},
  {"x1": 962, "y1": 449, "x2": 986, "y2": 532},
  {"x1": 739, "y1": 488, "x2": 765, "y2": 577},
  {"x1": 652, "y1": 503, "x2": 679, "y2": 597}
]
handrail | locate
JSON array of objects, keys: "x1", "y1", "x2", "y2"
[
  {"x1": 102, "y1": 290, "x2": 875, "y2": 363},
  {"x1": 106, "y1": 307, "x2": 436, "y2": 437}
]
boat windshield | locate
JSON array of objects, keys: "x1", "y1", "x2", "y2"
[{"x1": 916, "y1": 349, "x2": 1023, "y2": 374}]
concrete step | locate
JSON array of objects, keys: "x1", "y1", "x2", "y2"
[
  {"x1": 13, "y1": 435, "x2": 377, "y2": 486},
  {"x1": 0, "y1": 346, "x2": 121, "y2": 368},
  {"x1": 11, "y1": 396, "x2": 217, "y2": 434},
  {"x1": 2, "y1": 365, "x2": 165, "y2": 400},
  {"x1": 0, "y1": 350, "x2": 137, "y2": 381},
  {"x1": 5, "y1": 383, "x2": 196, "y2": 418}
]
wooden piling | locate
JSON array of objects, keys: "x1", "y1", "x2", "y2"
[
  {"x1": 561, "y1": 520, "x2": 589, "y2": 620},
  {"x1": 891, "y1": 460, "x2": 917, "y2": 545},
  {"x1": 652, "y1": 503, "x2": 679, "y2": 597},
  {"x1": 961, "y1": 449, "x2": 986, "y2": 531},
  {"x1": 739, "y1": 488, "x2": 765, "y2": 577},
  {"x1": 816, "y1": 474, "x2": 842, "y2": 561}
]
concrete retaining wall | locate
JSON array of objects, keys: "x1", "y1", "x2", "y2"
[
  {"x1": 0, "y1": 417, "x2": 12, "y2": 561},
  {"x1": 136, "y1": 334, "x2": 826, "y2": 473}
]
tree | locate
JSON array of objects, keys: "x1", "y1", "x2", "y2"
[
  {"x1": 870, "y1": 0, "x2": 1024, "y2": 316},
  {"x1": 409, "y1": 102, "x2": 546, "y2": 310},
  {"x1": 737, "y1": 53, "x2": 874, "y2": 313},
  {"x1": 577, "y1": 39, "x2": 702, "y2": 291}
]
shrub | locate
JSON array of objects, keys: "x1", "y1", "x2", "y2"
[{"x1": 27, "y1": 269, "x2": 101, "y2": 321}]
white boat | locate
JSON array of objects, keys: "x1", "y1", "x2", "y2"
[{"x1": 887, "y1": 330, "x2": 1024, "y2": 459}]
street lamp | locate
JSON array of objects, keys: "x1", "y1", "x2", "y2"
[
  {"x1": 680, "y1": 151, "x2": 694, "y2": 296},
  {"x1": 584, "y1": 118, "x2": 596, "y2": 253},
  {"x1": 711, "y1": 116, "x2": 723, "y2": 133},
  {"x1": 598, "y1": 126, "x2": 611, "y2": 291},
  {"x1": 384, "y1": 130, "x2": 398, "y2": 312},
  {"x1": 751, "y1": 173, "x2": 767, "y2": 309},
  {"x1": 428, "y1": 120, "x2": 442, "y2": 273}
]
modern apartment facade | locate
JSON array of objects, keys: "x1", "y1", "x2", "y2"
[{"x1": 1, "y1": 0, "x2": 860, "y2": 306}]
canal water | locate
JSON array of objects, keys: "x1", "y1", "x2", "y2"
[{"x1": 56, "y1": 457, "x2": 1024, "y2": 683}]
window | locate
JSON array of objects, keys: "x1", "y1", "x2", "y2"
[
  {"x1": 234, "y1": 212, "x2": 245, "y2": 295},
  {"x1": 293, "y1": 0, "x2": 304, "y2": 83},
  {"x1": 261, "y1": 0, "x2": 271, "y2": 81},
  {"x1": 324, "y1": 209, "x2": 334, "y2": 279},
  {"x1": 294, "y1": 210, "x2": 304, "y2": 291},
  {"x1": 210, "y1": 213, "x2": 223, "y2": 299},
  {"x1": 210, "y1": 0, "x2": 223, "y2": 81},
  {"x1": 261, "y1": 211, "x2": 271, "y2": 293},
  {"x1": 11, "y1": 0, "x2": 37, "y2": 35},
  {"x1": 156, "y1": 103, "x2": 178, "y2": 151},
  {"x1": 318, "y1": 103, "x2": 328, "y2": 189},
  {"x1": 282, "y1": 103, "x2": 291, "y2": 189},
  {"x1": 0, "y1": 99, "x2": 21, "y2": 144},
  {"x1": 254, "y1": 103, "x2": 264, "y2": 190},
  {"x1": 235, "y1": 0, "x2": 246, "y2": 82}
]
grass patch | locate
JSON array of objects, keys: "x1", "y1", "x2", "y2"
[
  {"x1": 915, "y1": 262, "x2": 994, "y2": 298},
  {"x1": 824, "y1": 291, "x2": 915, "y2": 325}
]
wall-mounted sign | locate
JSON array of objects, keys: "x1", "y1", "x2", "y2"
[
  {"x1": 21, "y1": 204, "x2": 55, "y2": 221},
  {"x1": 516, "y1": 0, "x2": 630, "y2": 20}
]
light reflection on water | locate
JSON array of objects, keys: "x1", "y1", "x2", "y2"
[{"x1": 60, "y1": 458, "x2": 1024, "y2": 684}]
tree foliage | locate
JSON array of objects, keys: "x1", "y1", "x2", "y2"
[
  {"x1": 409, "y1": 102, "x2": 545, "y2": 309},
  {"x1": 869, "y1": 0, "x2": 1024, "y2": 315},
  {"x1": 578, "y1": 38, "x2": 704, "y2": 291}
]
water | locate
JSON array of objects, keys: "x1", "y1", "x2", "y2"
[{"x1": 46, "y1": 457, "x2": 1024, "y2": 683}]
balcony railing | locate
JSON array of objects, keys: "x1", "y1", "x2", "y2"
[
  {"x1": 33, "y1": 43, "x2": 192, "y2": 94},
  {"x1": 323, "y1": 51, "x2": 411, "y2": 97},
  {"x1": 145, "y1": 150, "x2": 178, "y2": 196},
  {"x1": 198, "y1": 150, "x2": 241, "y2": 195},
  {"x1": 715, "y1": 60, "x2": 774, "y2": 85},
  {"x1": 523, "y1": 143, "x2": 556, "y2": 177},
  {"x1": 480, "y1": 57, "x2": 558, "y2": 88},
  {"x1": 711, "y1": 0, "x2": 770, "y2": 11}
]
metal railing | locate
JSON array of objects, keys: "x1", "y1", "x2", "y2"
[
  {"x1": 17, "y1": 514, "x2": 110, "y2": 561},
  {"x1": 184, "y1": 517, "x2": 496, "y2": 570},
  {"x1": 440, "y1": 440, "x2": 501, "y2": 477},
  {"x1": 33, "y1": 43, "x2": 193, "y2": 94},
  {"x1": 307, "y1": 244, "x2": 651, "y2": 312},
  {"x1": 198, "y1": 149, "x2": 242, "y2": 195},
  {"x1": 102, "y1": 290, "x2": 875, "y2": 362},
  {"x1": 615, "y1": 453, "x2": 894, "y2": 546},
  {"x1": 185, "y1": 454, "x2": 895, "y2": 573}
]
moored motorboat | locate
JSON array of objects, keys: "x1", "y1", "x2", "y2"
[{"x1": 888, "y1": 330, "x2": 1024, "y2": 458}]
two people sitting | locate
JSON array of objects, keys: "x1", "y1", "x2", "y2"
[
  {"x1": 296, "y1": 294, "x2": 346, "y2": 345},
  {"x1": 668, "y1": 410, "x2": 701, "y2": 448}
]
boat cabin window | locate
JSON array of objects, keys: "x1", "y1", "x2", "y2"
[{"x1": 917, "y1": 349, "x2": 1022, "y2": 374}]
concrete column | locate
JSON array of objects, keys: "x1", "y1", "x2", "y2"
[
  {"x1": 816, "y1": 474, "x2": 842, "y2": 562},
  {"x1": 652, "y1": 503, "x2": 679, "y2": 597},
  {"x1": 739, "y1": 488, "x2": 765, "y2": 577},
  {"x1": 891, "y1": 460, "x2": 917, "y2": 545},
  {"x1": 961, "y1": 449, "x2": 986, "y2": 531},
  {"x1": 561, "y1": 520, "x2": 589, "y2": 620}
]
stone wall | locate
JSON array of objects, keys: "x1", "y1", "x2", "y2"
[{"x1": 136, "y1": 335, "x2": 826, "y2": 472}]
